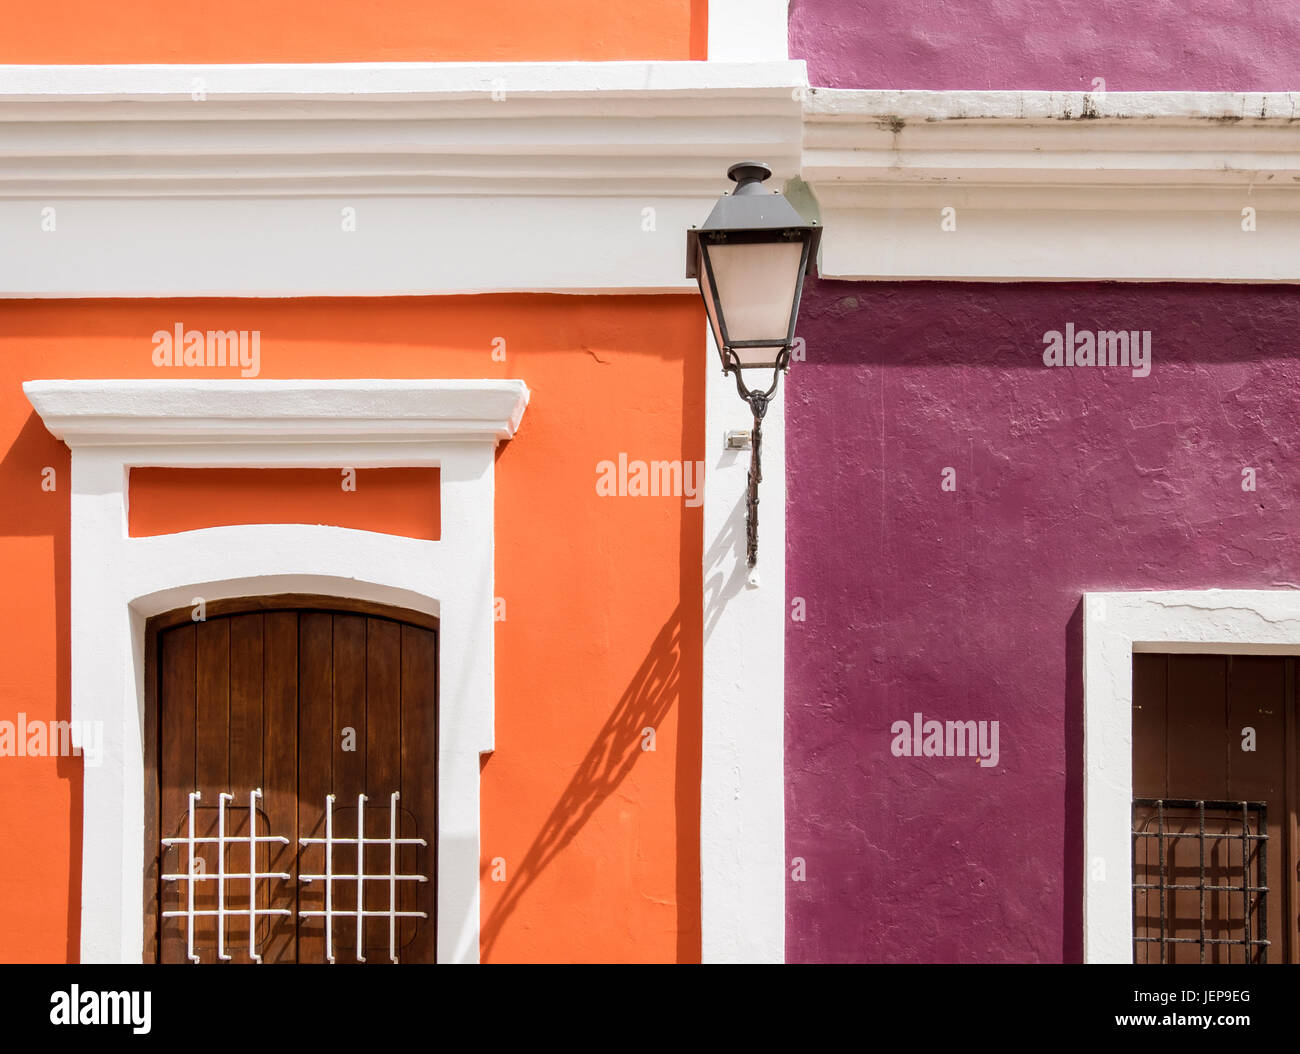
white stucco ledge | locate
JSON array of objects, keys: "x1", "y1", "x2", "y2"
[
  {"x1": 1082, "y1": 588, "x2": 1300, "y2": 963},
  {"x1": 23, "y1": 378, "x2": 530, "y2": 446},
  {"x1": 803, "y1": 89, "x2": 1300, "y2": 283},
  {"x1": 0, "y1": 60, "x2": 806, "y2": 102},
  {"x1": 804, "y1": 88, "x2": 1300, "y2": 123}
]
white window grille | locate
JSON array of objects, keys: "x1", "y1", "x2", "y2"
[
  {"x1": 161, "y1": 788, "x2": 428, "y2": 963},
  {"x1": 298, "y1": 791, "x2": 429, "y2": 963},
  {"x1": 160, "y1": 788, "x2": 292, "y2": 963}
]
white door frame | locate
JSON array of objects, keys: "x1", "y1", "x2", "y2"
[{"x1": 24, "y1": 378, "x2": 528, "y2": 963}]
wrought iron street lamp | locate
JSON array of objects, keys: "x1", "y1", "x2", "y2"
[{"x1": 686, "y1": 161, "x2": 821, "y2": 567}]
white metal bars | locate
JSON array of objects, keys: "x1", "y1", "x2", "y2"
[
  {"x1": 160, "y1": 789, "x2": 292, "y2": 963},
  {"x1": 298, "y1": 791, "x2": 428, "y2": 963}
]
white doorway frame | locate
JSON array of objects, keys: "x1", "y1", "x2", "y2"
[{"x1": 24, "y1": 378, "x2": 528, "y2": 963}]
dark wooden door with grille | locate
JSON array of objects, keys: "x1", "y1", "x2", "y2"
[
  {"x1": 145, "y1": 599, "x2": 437, "y2": 963},
  {"x1": 1132, "y1": 654, "x2": 1298, "y2": 963}
]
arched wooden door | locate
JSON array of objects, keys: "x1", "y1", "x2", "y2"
[{"x1": 144, "y1": 597, "x2": 437, "y2": 963}]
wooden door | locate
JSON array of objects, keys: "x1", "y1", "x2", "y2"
[
  {"x1": 1132, "y1": 654, "x2": 1298, "y2": 963},
  {"x1": 146, "y1": 598, "x2": 437, "y2": 963}
]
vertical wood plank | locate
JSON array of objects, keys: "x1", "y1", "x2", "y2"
[
  {"x1": 226, "y1": 613, "x2": 264, "y2": 962},
  {"x1": 1166, "y1": 655, "x2": 1229, "y2": 800},
  {"x1": 1130, "y1": 653, "x2": 1166, "y2": 963},
  {"x1": 400, "y1": 624, "x2": 437, "y2": 963},
  {"x1": 194, "y1": 616, "x2": 231, "y2": 962},
  {"x1": 1227, "y1": 656, "x2": 1287, "y2": 963},
  {"x1": 332, "y1": 614, "x2": 367, "y2": 961},
  {"x1": 365, "y1": 617, "x2": 401, "y2": 959},
  {"x1": 1165, "y1": 655, "x2": 1228, "y2": 962},
  {"x1": 1132, "y1": 654, "x2": 1167, "y2": 798},
  {"x1": 1286, "y1": 659, "x2": 1299, "y2": 965},
  {"x1": 158, "y1": 624, "x2": 196, "y2": 964},
  {"x1": 297, "y1": 612, "x2": 333, "y2": 964},
  {"x1": 262, "y1": 611, "x2": 298, "y2": 964},
  {"x1": 143, "y1": 626, "x2": 160, "y2": 964}
]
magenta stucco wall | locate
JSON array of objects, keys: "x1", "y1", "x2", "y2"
[
  {"x1": 788, "y1": 0, "x2": 1300, "y2": 90},
  {"x1": 784, "y1": 280, "x2": 1300, "y2": 962}
]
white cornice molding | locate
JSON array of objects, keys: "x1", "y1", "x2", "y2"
[
  {"x1": 0, "y1": 60, "x2": 806, "y2": 296},
  {"x1": 23, "y1": 378, "x2": 530, "y2": 446},
  {"x1": 804, "y1": 89, "x2": 1300, "y2": 188},
  {"x1": 804, "y1": 89, "x2": 1300, "y2": 282},
  {"x1": 0, "y1": 60, "x2": 803, "y2": 101},
  {"x1": 0, "y1": 61, "x2": 805, "y2": 198},
  {"x1": 6, "y1": 73, "x2": 1299, "y2": 291}
]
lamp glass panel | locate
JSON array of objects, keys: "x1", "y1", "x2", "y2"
[
  {"x1": 703, "y1": 239, "x2": 804, "y2": 366},
  {"x1": 696, "y1": 244, "x2": 727, "y2": 365}
]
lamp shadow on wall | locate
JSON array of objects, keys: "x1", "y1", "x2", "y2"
[
  {"x1": 0, "y1": 410, "x2": 77, "y2": 962},
  {"x1": 480, "y1": 314, "x2": 705, "y2": 963},
  {"x1": 479, "y1": 603, "x2": 688, "y2": 962},
  {"x1": 703, "y1": 492, "x2": 749, "y2": 643}
]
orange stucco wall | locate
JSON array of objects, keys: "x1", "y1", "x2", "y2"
[
  {"x1": 129, "y1": 467, "x2": 443, "y2": 541},
  {"x1": 0, "y1": 0, "x2": 707, "y2": 63},
  {"x1": 0, "y1": 294, "x2": 703, "y2": 963}
]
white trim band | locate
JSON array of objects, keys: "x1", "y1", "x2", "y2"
[
  {"x1": 7, "y1": 72, "x2": 1298, "y2": 292},
  {"x1": 0, "y1": 60, "x2": 806, "y2": 296},
  {"x1": 699, "y1": 325, "x2": 785, "y2": 963},
  {"x1": 804, "y1": 89, "x2": 1300, "y2": 282}
]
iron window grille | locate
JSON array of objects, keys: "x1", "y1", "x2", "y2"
[{"x1": 1132, "y1": 798, "x2": 1269, "y2": 964}]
